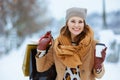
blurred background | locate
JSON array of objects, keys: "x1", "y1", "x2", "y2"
[{"x1": 0, "y1": 0, "x2": 120, "y2": 80}]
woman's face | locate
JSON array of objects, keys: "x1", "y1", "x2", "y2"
[{"x1": 67, "y1": 16, "x2": 84, "y2": 37}]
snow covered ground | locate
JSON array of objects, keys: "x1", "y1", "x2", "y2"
[
  {"x1": 0, "y1": 30, "x2": 120, "y2": 80},
  {"x1": 0, "y1": 50, "x2": 29, "y2": 80},
  {"x1": 100, "y1": 62, "x2": 120, "y2": 80}
]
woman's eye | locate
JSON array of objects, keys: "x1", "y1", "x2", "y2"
[
  {"x1": 71, "y1": 20, "x2": 75, "y2": 23},
  {"x1": 79, "y1": 20, "x2": 83, "y2": 23}
]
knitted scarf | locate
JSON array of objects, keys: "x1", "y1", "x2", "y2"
[{"x1": 54, "y1": 26, "x2": 94, "y2": 68}]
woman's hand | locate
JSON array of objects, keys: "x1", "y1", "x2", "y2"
[
  {"x1": 37, "y1": 31, "x2": 52, "y2": 51},
  {"x1": 94, "y1": 47, "x2": 107, "y2": 73}
]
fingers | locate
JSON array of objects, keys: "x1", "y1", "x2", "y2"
[
  {"x1": 44, "y1": 31, "x2": 51, "y2": 37},
  {"x1": 102, "y1": 47, "x2": 107, "y2": 54},
  {"x1": 46, "y1": 31, "x2": 51, "y2": 35},
  {"x1": 103, "y1": 47, "x2": 107, "y2": 51},
  {"x1": 101, "y1": 47, "x2": 107, "y2": 60}
]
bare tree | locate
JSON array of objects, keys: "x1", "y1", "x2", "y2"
[
  {"x1": 0, "y1": 0, "x2": 52, "y2": 51},
  {"x1": 1, "y1": 0, "x2": 52, "y2": 37}
]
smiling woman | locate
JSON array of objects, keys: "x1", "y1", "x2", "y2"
[
  {"x1": 67, "y1": 16, "x2": 84, "y2": 38},
  {"x1": 35, "y1": 7, "x2": 107, "y2": 80}
]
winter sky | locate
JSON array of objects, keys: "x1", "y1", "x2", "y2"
[{"x1": 49, "y1": 0, "x2": 120, "y2": 20}]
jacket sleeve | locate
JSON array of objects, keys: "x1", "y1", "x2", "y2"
[
  {"x1": 35, "y1": 46, "x2": 54, "y2": 72},
  {"x1": 93, "y1": 64, "x2": 105, "y2": 79}
]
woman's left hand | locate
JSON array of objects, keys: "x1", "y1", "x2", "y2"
[{"x1": 94, "y1": 47, "x2": 107, "y2": 72}]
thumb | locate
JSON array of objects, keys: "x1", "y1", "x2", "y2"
[{"x1": 101, "y1": 47, "x2": 107, "y2": 60}]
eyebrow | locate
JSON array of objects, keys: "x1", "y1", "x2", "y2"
[{"x1": 70, "y1": 19, "x2": 83, "y2": 22}]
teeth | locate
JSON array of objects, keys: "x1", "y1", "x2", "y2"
[{"x1": 74, "y1": 28, "x2": 79, "y2": 30}]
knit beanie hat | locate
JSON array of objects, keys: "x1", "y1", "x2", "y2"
[{"x1": 66, "y1": 7, "x2": 87, "y2": 21}]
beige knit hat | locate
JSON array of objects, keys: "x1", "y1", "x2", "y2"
[{"x1": 66, "y1": 7, "x2": 87, "y2": 20}]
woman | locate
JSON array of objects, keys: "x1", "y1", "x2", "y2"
[{"x1": 36, "y1": 7, "x2": 107, "y2": 80}]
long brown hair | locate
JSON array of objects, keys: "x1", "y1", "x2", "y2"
[{"x1": 62, "y1": 20, "x2": 89, "y2": 45}]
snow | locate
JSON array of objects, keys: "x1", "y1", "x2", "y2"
[
  {"x1": 1, "y1": 1, "x2": 120, "y2": 78},
  {"x1": 101, "y1": 62, "x2": 120, "y2": 80},
  {"x1": 0, "y1": 0, "x2": 120, "y2": 80},
  {"x1": 0, "y1": 30, "x2": 120, "y2": 80},
  {"x1": 0, "y1": 36, "x2": 38, "y2": 80},
  {"x1": 0, "y1": 50, "x2": 28, "y2": 80}
]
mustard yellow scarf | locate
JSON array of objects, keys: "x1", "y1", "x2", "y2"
[{"x1": 54, "y1": 26, "x2": 94, "y2": 68}]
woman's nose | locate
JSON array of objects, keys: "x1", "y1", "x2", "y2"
[{"x1": 74, "y1": 23, "x2": 79, "y2": 27}]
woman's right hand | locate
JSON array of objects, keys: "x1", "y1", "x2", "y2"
[{"x1": 37, "y1": 31, "x2": 52, "y2": 51}]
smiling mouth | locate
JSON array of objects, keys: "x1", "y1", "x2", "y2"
[{"x1": 72, "y1": 28, "x2": 80, "y2": 31}]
